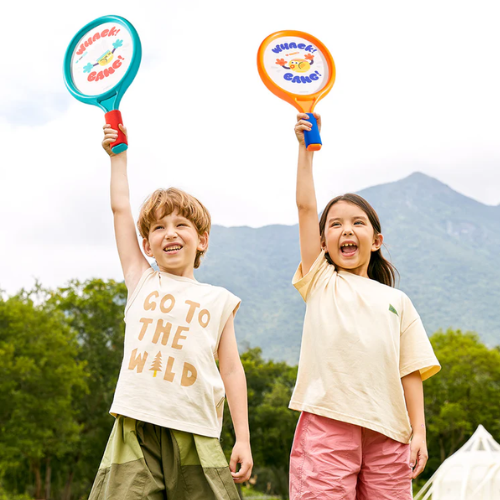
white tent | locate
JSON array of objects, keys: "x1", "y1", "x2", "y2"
[{"x1": 415, "y1": 425, "x2": 500, "y2": 500}]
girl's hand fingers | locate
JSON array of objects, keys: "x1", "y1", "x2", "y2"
[
  {"x1": 295, "y1": 121, "x2": 313, "y2": 132},
  {"x1": 297, "y1": 119, "x2": 312, "y2": 128},
  {"x1": 412, "y1": 454, "x2": 427, "y2": 479},
  {"x1": 409, "y1": 448, "x2": 418, "y2": 471},
  {"x1": 295, "y1": 125, "x2": 312, "y2": 134},
  {"x1": 295, "y1": 116, "x2": 316, "y2": 145},
  {"x1": 314, "y1": 113, "x2": 322, "y2": 131}
]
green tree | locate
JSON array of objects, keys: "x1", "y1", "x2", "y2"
[
  {"x1": 424, "y1": 329, "x2": 500, "y2": 477},
  {"x1": 0, "y1": 287, "x2": 87, "y2": 499},
  {"x1": 221, "y1": 348, "x2": 298, "y2": 499},
  {"x1": 48, "y1": 279, "x2": 127, "y2": 500}
]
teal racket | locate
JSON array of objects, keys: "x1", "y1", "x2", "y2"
[{"x1": 63, "y1": 15, "x2": 142, "y2": 153}]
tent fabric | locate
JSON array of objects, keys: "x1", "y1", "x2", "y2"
[{"x1": 415, "y1": 425, "x2": 500, "y2": 500}]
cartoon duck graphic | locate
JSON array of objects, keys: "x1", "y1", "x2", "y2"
[
  {"x1": 276, "y1": 53, "x2": 315, "y2": 73},
  {"x1": 83, "y1": 39, "x2": 123, "y2": 74}
]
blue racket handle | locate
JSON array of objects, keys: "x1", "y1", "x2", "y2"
[{"x1": 304, "y1": 113, "x2": 322, "y2": 151}]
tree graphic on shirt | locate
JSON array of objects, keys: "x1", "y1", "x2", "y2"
[{"x1": 150, "y1": 351, "x2": 162, "y2": 377}]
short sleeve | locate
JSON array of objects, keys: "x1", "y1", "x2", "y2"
[
  {"x1": 292, "y1": 251, "x2": 332, "y2": 302},
  {"x1": 399, "y1": 294, "x2": 441, "y2": 381}
]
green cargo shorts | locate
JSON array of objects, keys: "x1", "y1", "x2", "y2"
[{"x1": 88, "y1": 416, "x2": 240, "y2": 500}]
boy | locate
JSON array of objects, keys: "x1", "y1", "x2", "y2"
[{"x1": 89, "y1": 124, "x2": 252, "y2": 500}]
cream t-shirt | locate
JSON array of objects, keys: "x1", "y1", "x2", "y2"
[
  {"x1": 290, "y1": 251, "x2": 440, "y2": 444},
  {"x1": 110, "y1": 267, "x2": 240, "y2": 438}
]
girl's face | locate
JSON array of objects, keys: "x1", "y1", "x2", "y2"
[
  {"x1": 323, "y1": 201, "x2": 383, "y2": 278},
  {"x1": 143, "y1": 210, "x2": 208, "y2": 278}
]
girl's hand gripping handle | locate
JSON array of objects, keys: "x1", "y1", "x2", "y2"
[
  {"x1": 104, "y1": 110, "x2": 128, "y2": 154},
  {"x1": 304, "y1": 113, "x2": 322, "y2": 151}
]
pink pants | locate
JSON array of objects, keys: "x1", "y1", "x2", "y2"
[{"x1": 290, "y1": 412, "x2": 412, "y2": 500}]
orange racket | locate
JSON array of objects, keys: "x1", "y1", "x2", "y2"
[{"x1": 257, "y1": 30, "x2": 336, "y2": 151}]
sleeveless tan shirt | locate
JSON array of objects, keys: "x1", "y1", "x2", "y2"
[{"x1": 110, "y1": 268, "x2": 240, "y2": 438}]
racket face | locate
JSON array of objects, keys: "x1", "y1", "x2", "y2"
[
  {"x1": 64, "y1": 15, "x2": 141, "y2": 111},
  {"x1": 257, "y1": 31, "x2": 335, "y2": 112}
]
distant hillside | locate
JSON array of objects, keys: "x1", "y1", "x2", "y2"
[{"x1": 196, "y1": 173, "x2": 500, "y2": 363}]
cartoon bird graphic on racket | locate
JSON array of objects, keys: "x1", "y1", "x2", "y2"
[{"x1": 276, "y1": 53, "x2": 315, "y2": 73}]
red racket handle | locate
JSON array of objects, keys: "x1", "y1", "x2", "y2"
[{"x1": 105, "y1": 110, "x2": 128, "y2": 154}]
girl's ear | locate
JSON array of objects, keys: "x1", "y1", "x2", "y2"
[
  {"x1": 372, "y1": 233, "x2": 384, "y2": 252},
  {"x1": 197, "y1": 231, "x2": 209, "y2": 252},
  {"x1": 143, "y1": 238, "x2": 153, "y2": 257}
]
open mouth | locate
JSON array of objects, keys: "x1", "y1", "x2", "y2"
[
  {"x1": 163, "y1": 245, "x2": 182, "y2": 254},
  {"x1": 340, "y1": 243, "x2": 358, "y2": 257}
]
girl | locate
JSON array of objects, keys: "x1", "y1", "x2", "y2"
[{"x1": 289, "y1": 114, "x2": 441, "y2": 500}]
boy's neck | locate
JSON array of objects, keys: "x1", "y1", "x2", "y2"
[{"x1": 157, "y1": 264, "x2": 196, "y2": 281}]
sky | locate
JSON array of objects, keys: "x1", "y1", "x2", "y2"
[{"x1": 1, "y1": 0, "x2": 499, "y2": 295}]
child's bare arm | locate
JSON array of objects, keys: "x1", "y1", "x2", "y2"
[
  {"x1": 103, "y1": 125, "x2": 150, "y2": 293},
  {"x1": 402, "y1": 370, "x2": 427, "y2": 479},
  {"x1": 295, "y1": 113, "x2": 322, "y2": 275},
  {"x1": 218, "y1": 314, "x2": 253, "y2": 484}
]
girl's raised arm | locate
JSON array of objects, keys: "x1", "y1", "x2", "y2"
[{"x1": 295, "y1": 113, "x2": 322, "y2": 275}]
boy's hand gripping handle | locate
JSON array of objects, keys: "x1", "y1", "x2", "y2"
[
  {"x1": 304, "y1": 113, "x2": 322, "y2": 152},
  {"x1": 104, "y1": 110, "x2": 128, "y2": 154}
]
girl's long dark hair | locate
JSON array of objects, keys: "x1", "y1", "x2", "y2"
[{"x1": 319, "y1": 193, "x2": 398, "y2": 287}]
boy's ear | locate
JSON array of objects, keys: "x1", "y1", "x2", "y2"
[
  {"x1": 198, "y1": 231, "x2": 209, "y2": 252},
  {"x1": 142, "y1": 238, "x2": 153, "y2": 257},
  {"x1": 372, "y1": 233, "x2": 384, "y2": 252}
]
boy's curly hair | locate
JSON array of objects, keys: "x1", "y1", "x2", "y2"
[{"x1": 137, "y1": 188, "x2": 211, "y2": 269}]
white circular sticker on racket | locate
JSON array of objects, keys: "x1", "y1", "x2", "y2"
[
  {"x1": 262, "y1": 36, "x2": 330, "y2": 96},
  {"x1": 70, "y1": 22, "x2": 133, "y2": 96}
]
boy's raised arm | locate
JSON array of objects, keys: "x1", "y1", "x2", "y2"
[
  {"x1": 295, "y1": 113, "x2": 322, "y2": 275},
  {"x1": 103, "y1": 125, "x2": 150, "y2": 293}
]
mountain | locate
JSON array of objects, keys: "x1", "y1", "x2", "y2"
[{"x1": 195, "y1": 173, "x2": 500, "y2": 364}]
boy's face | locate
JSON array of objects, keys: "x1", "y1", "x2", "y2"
[
  {"x1": 323, "y1": 201, "x2": 383, "y2": 278},
  {"x1": 143, "y1": 210, "x2": 208, "y2": 278}
]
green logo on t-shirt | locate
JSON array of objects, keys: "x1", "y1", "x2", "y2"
[{"x1": 389, "y1": 304, "x2": 398, "y2": 316}]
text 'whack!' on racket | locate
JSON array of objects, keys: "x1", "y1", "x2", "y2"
[
  {"x1": 63, "y1": 15, "x2": 142, "y2": 154},
  {"x1": 257, "y1": 31, "x2": 336, "y2": 151}
]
